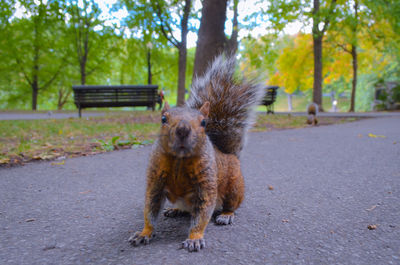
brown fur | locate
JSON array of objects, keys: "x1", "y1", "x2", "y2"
[
  {"x1": 306, "y1": 103, "x2": 318, "y2": 125},
  {"x1": 129, "y1": 103, "x2": 244, "y2": 252},
  {"x1": 129, "y1": 56, "x2": 262, "y2": 252}
]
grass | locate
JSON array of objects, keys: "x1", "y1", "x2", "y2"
[
  {"x1": 0, "y1": 111, "x2": 160, "y2": 165},
  {"x1": 253, "y1": 114, "x2": 357, "y2": 132},
  {"x1": 271, "y1": 94, "x2": 351, "y2": 112},
  {"x1": 0, "y1": 110, "x2": 358, "y2": 166}
]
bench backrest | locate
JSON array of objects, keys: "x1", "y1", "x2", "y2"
[
  {"x1": 72, "y1": 85, "x2": 158, "y2": 108},
  {"x1": 262, "y1": 86, "x2": 279, "y2": 105}
]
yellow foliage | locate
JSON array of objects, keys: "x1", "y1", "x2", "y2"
[{"x1": 269, "y1": 33, "x2": 314, "y2": 94}]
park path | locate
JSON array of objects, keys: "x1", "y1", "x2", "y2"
[
  {"x1": 0, "y1": 111, "x2": 105, "y2": 120},
  {"x1": 0, "y1": 116, "x2": 399, "y2": 264},
  {"x1": 1, "y1": 110, "x2": 399, "y2": 120}
]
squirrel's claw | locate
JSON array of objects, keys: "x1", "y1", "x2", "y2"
[
  {"x1": 181, "y1": 238, "x2": 205, "y2": 252},
  {"x1": 215, "y1": 213, "x2": 234, "y2": 225},
  {"x1": 128, "y1": 231, "x2": 154, "y2": 246}
]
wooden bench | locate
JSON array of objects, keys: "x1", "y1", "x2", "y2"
[
  {"x1": 72, "y1": 85, "x2": 159, "y2": 117},
  {"x1": 262, "y1": 86, "x2": 279, "y2": 114}
]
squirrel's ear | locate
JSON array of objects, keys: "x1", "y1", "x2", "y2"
[
  {"x1": 162, "y1": 101, "x2": 170, "y2": 114},
  {"x1": 200, "y1": 101, "x2": 210, "y2": 118}
]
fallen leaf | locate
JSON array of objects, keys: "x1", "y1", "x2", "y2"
[
  {"x1": 368, "y1": 133, "x2": 386, "y2": 138},
  {"x1": 79, "y1": 190, "x2": 92, "y2": 195},
  {"x1": 25, "y1": 218, "x2": 35, "y2": 222},
  {"x1": 282, "y1": 219, "x2": 289, "y2": 223},
  {"x1": 367, "y1": 224, "x2": 377, "y2": 230},
  {"x1": 366, "y1": 205, "x2": 377, "y2": 211},
  {"x1": 0, "y1": 158, "x2": 10, "y2": 164},
  {"x1": 268, "y1": 185, "x2": 274, "y2": 190},
  {"x1": 357, "y1": 134, "x2": 363, "y2": 138},
  {"x1": 394, "y1": 141, "x2": 397, "y2": 145},
  {"x1": 51, "y1": 160, "x2": 65, "y2": 166}
]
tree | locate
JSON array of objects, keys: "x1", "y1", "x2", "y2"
[
  {"x1": 329, "y1": 0, "x2": 360, "y2": 112},
  {"x1": 311, "y1": 0, "x2": 337, "y2": 111},
  {"x1": 267, "y1": 0, "x2": 338, "y2": 111},
  {"x1": 193, "y1": 0, "x2": 228, "y2": 77},
  {"x1": 153, "y1": 0, "x2": 192, "y2": 106},
  {"x1": 121, "y1": 0, "x2": 194, "y2": 106},
  {"x1": 225, "y1": 0, "x2": 239, "y2": 56},
  {"x1": 269, "y1": 34, "x2": 314, "y2": 94},
  {"x1": 64, "y1": 0, "x2": 116, "y2": 85},
  {"x1": 5, "y1": 0, "x2": 66, "y2": 110}
]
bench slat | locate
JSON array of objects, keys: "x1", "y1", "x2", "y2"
[{"x1": 72, "y1": 85, "x2": 159, "y2": 117}]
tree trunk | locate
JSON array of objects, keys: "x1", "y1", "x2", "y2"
[
  {"x1": 287, "y1": 93, "x2": 293, "y2": 111},
  {"x1": 57, "y1": 88, "x2": 71, "y2": 110},
  {"x1": 57, "y1": 89, "x2": 64, "y2": 110},
  {"x1": 32, "y1": 14, "x2": 40, "y2": 110},
  {"x1": 147, "y1": 49, "x2": 152, "y2": 85},
  {"x1": 177, "y1": 45, "x2": 187, "y2": 106},
  {"x1": 32, "y1": 83, "x2": 39, "y2": 111},
  {"x1": 176, "y1": 0, "x2": 191, "y2": 106},
  {"x1": 349, "y1": 44, "x2": 357, "y2": 112},
  {"x1": 225, "y1": 0, "x2": 239, "y2": 56},
  {"x1": 80, "y1": 61, "x2": 86, "y2": 85},
  {"x1": 349, "y1": 0, "x2": 358, "y2": 112},
  {"x1": 193, "y1": 0, "x2": 227, "y2": 77},
  {"x1": 120, "y1": 62, "x2": 125, "y2": 84},
  {"x1": 312, "y1": 34, "x2": 323, "y2": 111}
]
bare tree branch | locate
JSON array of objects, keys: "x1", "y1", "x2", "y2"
[
  {"x1": 321, "y1": 0, "x2": 337, "y2": 33},
  {"x1": 154, "y1": 2, "x2": 180, "y2": 48},
  {"x1": 336, "y1": 43, "x2": 351, "y2": 53},
  {"x1": 15, "y1": 56, "x2": 33, "y2": 86}
]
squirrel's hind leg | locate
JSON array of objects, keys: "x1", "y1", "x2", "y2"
[
  {"x1": 215, "y1": 170, "x2": 244, "y2": 225},
  {"x1": 215, "y1": 212, "x2": 235, "y2": 225}
]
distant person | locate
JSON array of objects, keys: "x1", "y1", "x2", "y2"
[{"x1": 157, "y1": 89, "x2": 165, "y2": 110}]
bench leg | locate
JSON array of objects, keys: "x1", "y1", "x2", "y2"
[{"x1": 79, "y1": 107, "x2": 82, "y2": 118}]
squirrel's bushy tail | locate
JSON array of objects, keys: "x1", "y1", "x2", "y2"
[{"x1": 186, "y1": 55, "x2": 265, "y2": 156}]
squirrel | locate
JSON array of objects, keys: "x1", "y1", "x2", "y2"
[
  {"x1": 306, "y1": 102, "x2": 318, "y2": 125},
  {"x1": 128, "y1": 56, "x2": 264, "y2": 252}
]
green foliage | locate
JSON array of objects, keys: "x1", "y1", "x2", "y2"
[{"x1": 0, "y1": 0, "x2": 399, "y2": 111}]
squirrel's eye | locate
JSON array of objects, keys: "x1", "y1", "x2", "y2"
[
  {"x1": 200, "y1": 119, "x2": 206, "y2": 127},
  {"x1": 161, "y1": 115, "x2": 167, "y2": 124}
]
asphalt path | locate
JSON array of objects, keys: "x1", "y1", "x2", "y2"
[
  {"x1": 0, "y1": 111, "x2": 105, "y2": 120},
  {"x1": 1, "y1": 111, "x2": 399, "y2": 120},
  {"x1": 1, "y1": 117, "x2": 399, "y2": 264}
]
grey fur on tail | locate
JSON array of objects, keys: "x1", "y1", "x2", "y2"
[{"x1": 186, "y1": 55, "x2": 265, "y2": 156}]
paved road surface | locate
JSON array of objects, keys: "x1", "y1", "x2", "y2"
[
  {"x1": 0, "y1": 111, "x2": 105, "y2": 120},
  {"x1": 1, "y1": 110, "x2": 399, "y2": 120},
  {"x1": 1, "y1": 117, "x2": 399, "y2": 264}
]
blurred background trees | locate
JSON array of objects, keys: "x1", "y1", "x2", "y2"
[{"x1": 0, "y1": 0, "x2": 399, "y2": 111}]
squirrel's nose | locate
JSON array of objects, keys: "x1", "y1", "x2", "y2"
[{"x1": 176, "y1": 123, "x2": 190, "y2": 140}]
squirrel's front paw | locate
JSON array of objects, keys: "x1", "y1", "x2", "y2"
[
  {"x1": 128, "y1": 231, "x2": 154, "y2": 246},
  {"x1": 181, "y1": 238, "x2": 205, "y2": 252}
]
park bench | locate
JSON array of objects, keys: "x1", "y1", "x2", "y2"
[
  {"x1": 72, "y1": 85, "x2": 159, "y2": 117},
  {"x1": 262, "y1": 85, "x2": 279, "y2": 114}
]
